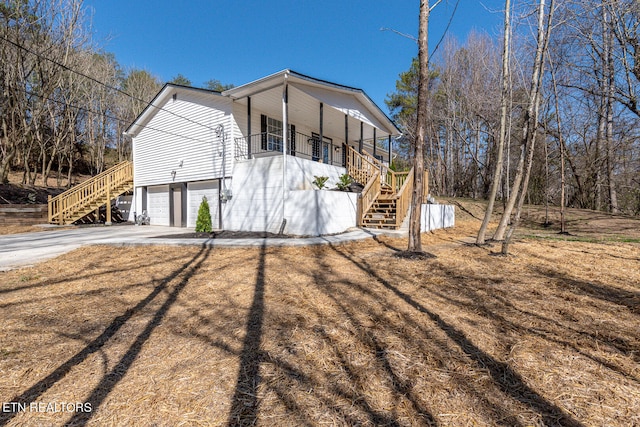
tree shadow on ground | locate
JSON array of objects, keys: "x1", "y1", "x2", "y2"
[
  {"x1": 535, "y1": 266, "x2": 640, "y2": 315},
  {"x1": 0, "y1": 245, "x2": 211, "y2": 427},
  {"x1": 328, "y1": 244, "x2": 584, "y2": 427},
  {"x1": 426, "y1": 261, "x2": 640, "y2": 383},
  {"x1": 226, "y1": 243, "x2": 267, "y2": 426},
  {"x1": 0, "y1": 252, "x2": 188, "y2": 296},
  {"x1": 243, "y1": 245, "x2": 439, "y2": 426}
]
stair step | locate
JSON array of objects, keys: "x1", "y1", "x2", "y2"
[{"x1": 363, "y1": 218, "x2": 396, "y2": 224}]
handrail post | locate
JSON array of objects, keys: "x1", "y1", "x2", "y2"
[
  {"x1": 105, "y1": 173, "x2": 112, "y2": 225},
  {"x1": 48, "y1": 195, "x2": 52, "y2": 223},
  {"x1": 59, "y1": 197, "x2": 63, "y2": 225}
]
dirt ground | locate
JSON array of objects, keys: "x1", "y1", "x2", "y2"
[
  {"x1": 0, "y1": 170, "x2": 87, "y2": 205},
  {"x1": 0, "y1": 204, "x2": 639, "y2": 426}
]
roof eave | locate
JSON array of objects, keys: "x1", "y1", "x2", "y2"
[{"x1": 223, "y1": 69, "x2": 400, "y2": 135}]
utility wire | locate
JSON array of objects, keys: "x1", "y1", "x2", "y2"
[
  {"x1": 0, "y1": 34, "x2": 223, "y2": 135},
  {"x1": 380, "y1": 0, "x2": 460, "y2": 62},
  {"x1": 429, "y1": 0, "x2": 461, "y2": 62},
  {"x1": 17, "y1": 86, "x2": 214, "y2": 145}
]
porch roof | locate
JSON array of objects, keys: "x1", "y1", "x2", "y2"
[{"x1": 223, "y1": 69, "x2": 401, "y2": 138}]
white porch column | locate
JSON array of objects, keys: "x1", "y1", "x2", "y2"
[{"x1": 281, "y1": 71, "x2": 289, "y2": 231}]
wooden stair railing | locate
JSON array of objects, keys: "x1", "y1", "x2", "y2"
[
  {"x1": 348, "y1": 149, "x2": 415, "y2": 229},
  {"x1": 357, "y1": 170, "x2": 381, "y2": 227},
  {"x1": 344, "y1": 147, "x2": 428, "y2": 229},
  {"x1": 346, "y1": 147, "x2": 381, "y2": 227},
  {"x1": 392, "y1": 168, "x2": 414, "y2": 228},
  {"x1": 346, "y1": 146, "x2": 378, "y2": 185},
  {"x1": 48, "y1": 161, "x2": 133, "y2": 225}
]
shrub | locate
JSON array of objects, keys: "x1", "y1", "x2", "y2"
[
  {"x1": 195, "y1": 196, "x2": 212, "y2": 233},
  {"x1": 312, "y1": 175, "x2": 329, "y2": 190},
  {"x1": 336, "y1": 174, "x2": 353, "y2": 191}
]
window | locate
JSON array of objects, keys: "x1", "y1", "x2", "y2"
[
  {"x1": 260, "y1": 115, "x2": 294, "y2": 154},
  {"x1": 266, "y1": 117, "x2": 283, "y2": 151}
]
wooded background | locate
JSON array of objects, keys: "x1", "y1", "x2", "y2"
[
  {"x1": 1, "y1": 0, "x2": 639, "y2": 215},
  {"x1": 387, "y1": 0, "x2": 639, "y2": 216}
]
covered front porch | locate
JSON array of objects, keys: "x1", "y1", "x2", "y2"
[
  {"x1": 234, "y1": 130, "x2": 391, "y2": 167},
  {"x1": 225, "y1": 70, "x2": 398, "y2": 169}
]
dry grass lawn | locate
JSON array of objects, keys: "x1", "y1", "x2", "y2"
[
  {"x1": 0, "y1": 207, "x2": 639, "y2": 426},
  {"x1": 0, "y1": 225, "x2": 70, "y2": 236}
]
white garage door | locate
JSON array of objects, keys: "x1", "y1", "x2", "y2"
[
  {"x1": 147, "y1": 185, "x2": 170, "y2": 226},
  {"x1": 187, "y1": 180, "x2": 219, "y2": 228}
]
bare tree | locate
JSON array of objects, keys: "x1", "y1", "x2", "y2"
[
  {"x1": 501, "y1": 0, "x2": 555, "y2": 255},
  {"x1": 407, "y1": 0, "x2": 430, "y2": 253},
  {"x1": 477, "y1": 0, "x2": 512, "y2": 245}
]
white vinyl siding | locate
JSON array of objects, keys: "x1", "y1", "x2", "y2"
[
  {"x1": 187, "y1": 180, "x2": 220, "y2": 228},
  {"x1": 133, "y1": 90, "x2": 233, "y2": 187},
  {"x1": 147, "y1": 185, "x2": 170, "y2": 226}
]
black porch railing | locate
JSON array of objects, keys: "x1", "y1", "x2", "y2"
[{"x1": 234, "y1": 132, "x2": 347, "y2": 167}]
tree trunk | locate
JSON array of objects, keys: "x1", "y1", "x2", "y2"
[
  {"x1": 0, "y1": 118, "x2": 15, "y2": 184},
  {"x1": 549, "y1": 64, "x2": 566, "y2": 233},
  {"x1": 477, "y1": 0, "x2": 511, "y2": 245},
  {"x1": 502, "y1": 0, "x2": 554, "y2": 255},
  {"x1": 408, "y1": 0, "x2": 434, "y2": 253},
  {"x1": 495, "y1": 0, "x2": 551, "y2": 243},
  {"x1": 603, "y1": 3, "x2": 619, "y2": 213}
]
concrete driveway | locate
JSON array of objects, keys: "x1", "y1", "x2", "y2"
[
  {"x1": 0, "y1": 224, "x2": 395, "y2": 271},
  {"x1": 0, "y1": 225, "x2": 193, "y2": 271}
]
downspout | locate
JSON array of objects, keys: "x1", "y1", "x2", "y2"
[
  {"x1": 215, "y1": 123, "x2": 228, "y2": 230},
  {"x1": 215, "y1": 124, "x2": 227, "y2": 196},
  {"x1": 281, "y1": 71, "x2": 289, "y2": 234}
]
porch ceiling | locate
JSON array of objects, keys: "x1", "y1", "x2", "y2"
[{"x1": 232, "y1": 83, "x2": 391, "y2": 143}]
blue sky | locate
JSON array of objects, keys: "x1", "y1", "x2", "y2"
[{"x1": 84, "y1": 0, "x2": 504, "y2": 114}]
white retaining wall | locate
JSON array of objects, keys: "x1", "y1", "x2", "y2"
[
  {"x1": 286, "y1": 190, "x2": 358, "y2": 236},
  {"x1": 420, "y1": 204, "x2": 455, "y2": 231},
  {"x1": 223, "y1": 155, "x2": 356, "y2": 235}
]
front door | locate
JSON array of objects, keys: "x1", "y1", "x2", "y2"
[
  {"x1": 312, "y1": 133, "x2": 333, "y2": 164},
  {"x1": 170, "y1": 184, "x2": 186, "y2": 227}
]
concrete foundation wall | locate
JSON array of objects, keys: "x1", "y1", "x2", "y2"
[
  {"x1": 285, "y1": 190, "x2": 358, "y2": 236},
  {"x1": 223, "y1": 155, "x2": 355, "y2": 235},
  {"x1": 421, "y1": 204, "x2": 455, "y2": 231}
]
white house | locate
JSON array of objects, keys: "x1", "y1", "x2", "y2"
[{"x1": 125, "y1": 69, "x2": 404, "y2": 236}]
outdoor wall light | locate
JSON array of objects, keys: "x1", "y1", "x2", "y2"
[
  {"x1": 178, "y1": 159, "x2": 183, "y2": 167},
  {"x1": 220, "y1": 189, "x2": 233, "y2": 203},
  {"x1": 171, "y1": 170, "x2": 176, "y2": 180}
]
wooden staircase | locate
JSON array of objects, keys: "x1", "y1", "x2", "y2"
[
  {"x1": 48, "y1": 161, "x2": 133, "y2": 225},
  {"x1": 346, "y1": 147, "x2": 416, "y2": 230},
  {"x1": 361, "y1": 186, "x2": 398, "y2": 229}
]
